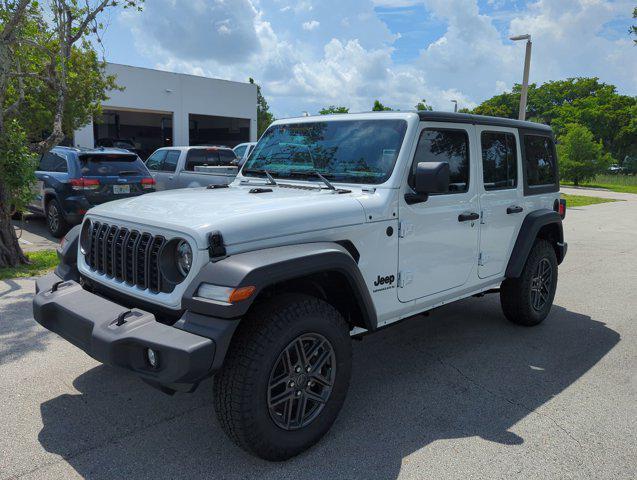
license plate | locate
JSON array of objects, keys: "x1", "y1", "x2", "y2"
[{"x1": 113, "y1": 184, "x2": 130, "y2": 194}]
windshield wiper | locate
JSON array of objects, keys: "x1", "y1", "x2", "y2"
[
  {"x1": 242, "y1": 168, "x2": 277, "y2": 185},
  {"x1": 287, "y1": 170, "x2": 351, "y2": 193}
]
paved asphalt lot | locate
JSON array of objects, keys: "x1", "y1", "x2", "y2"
[{"x1": 1, "y1": 191, "x2": 636, "y2": 479}]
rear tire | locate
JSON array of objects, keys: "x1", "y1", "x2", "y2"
[
  {"x1": 500, "y1": 239, "x2": 558, "y2": 326},
  {"x1": 45, "y1": 199, "x2": 69, "y2": 238},
  {"x1": 213, "y1": 294, "x2": 352, "y2": 461}
]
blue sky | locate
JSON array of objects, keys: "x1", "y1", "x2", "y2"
[{"x1": 95, "y1": 0, "x2": 636, "y2": 118}]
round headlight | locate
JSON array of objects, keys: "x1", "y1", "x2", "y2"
[{"x1": 175, "y1": 240, "x2": 193, "y2": 277}]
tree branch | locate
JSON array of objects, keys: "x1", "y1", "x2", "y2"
[
  {"x1": 69, "y1": 0, "x2": 111, "y2": 43},
  {"x1": 0, "y1": 0, "x2": 30, "y2": 42}
]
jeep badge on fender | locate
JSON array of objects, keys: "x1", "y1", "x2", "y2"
[{"x1": 33, "y1": 111, "x2": 566, "y2": 461}]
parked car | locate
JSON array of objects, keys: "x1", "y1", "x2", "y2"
[
  {"x1": 29, "y1": 146, "x2": 155, "y2": 237},
  {"x1": 144, "y1": 146, "x2": 238, "y2": 191},
  {"x1": 233, "y1": 141, "x2": 257, "y2": 167},
  {"x1": 95, "y1": 137, "x2": 142, "y2": 156},
  {"x1": 34, "y1": 111, "x2": 567, "y2": 460}
]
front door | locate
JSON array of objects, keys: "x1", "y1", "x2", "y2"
[
  {"x1": 398, "y1": 123, "x2": 480, "y2": 302},
  {"x1": 476, "y1": 127, "x2": 525, "y2": 278}
]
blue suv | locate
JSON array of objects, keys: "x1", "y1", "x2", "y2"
[{"x1": 29, "y1": 146, "x2": 156, "y2": 237}]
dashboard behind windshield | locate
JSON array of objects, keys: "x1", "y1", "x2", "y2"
[{"x1": 243, "y1": 119, "x2": 408, "y2": 184}]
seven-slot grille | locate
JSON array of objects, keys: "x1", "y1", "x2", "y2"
[{"x1": 84, "y1": 221, "x2": 170, "y2": 293}]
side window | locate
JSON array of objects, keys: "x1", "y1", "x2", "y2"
[
  {"x1": 39, "y1": 152, "x2": 67, "y2": 172},
  {"x1": 145, "y1": 150, "x2": 167, "y2": 171},
  {"x1": 410, "y1": 128, "x2": 470, "y2": 193},
  {"x1": 163, "y1": 150, "x2": 180, "y2": 172},
  {"x1": 481, "y1": 131, "x2": 517, "y2": 190},
  {"x1": 524, "y1": 135, "x2": 557, "y2": 187}
]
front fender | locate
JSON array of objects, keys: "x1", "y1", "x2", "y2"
[{"x1": 182, "y1": 242, "x2": 378, "y2": 330}]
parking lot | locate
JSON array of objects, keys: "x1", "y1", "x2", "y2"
[{"x1": 1, "y1": 189, "x2": 636, "y2": 480}]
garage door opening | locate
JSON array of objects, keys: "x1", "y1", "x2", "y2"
[
  {"x1": 93, "y1": 109, "x2": 173, "y2": 160},
  {"x1": 189, "y1": 114, "x2": 250, "y2": 148}
]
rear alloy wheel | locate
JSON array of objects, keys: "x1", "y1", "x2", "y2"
[
  {"x1": 500, "y1": 239, "x2": 558, "y2": 326},
  {"x1": 213, "y1": 294, "x2": 352, "y2": 461},
  {"x1": 46, "y1": 199, "x2": 69, "y2": 237}
]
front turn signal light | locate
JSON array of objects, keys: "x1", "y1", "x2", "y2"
[{"x1": 197, "y1": 283, "x2": 256, "y2": 304}]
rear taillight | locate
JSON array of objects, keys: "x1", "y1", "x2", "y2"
[
  {"x1": 556, "y1": 198, "x2": 566, "y2": 219},
  {"x1": 70, "y1": 178, "x2": 100, "y2": 191},
  {"x1": 141, "y1": 177, "x2": 156, "y2": 190}
]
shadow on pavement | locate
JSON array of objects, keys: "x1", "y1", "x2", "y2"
[{"x1": 37, "y1": 297, "x2": 619, "y2": 479}]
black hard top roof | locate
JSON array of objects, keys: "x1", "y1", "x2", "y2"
[{"x1": 417, "y1": 111, "x2": 552, "y2": 133}]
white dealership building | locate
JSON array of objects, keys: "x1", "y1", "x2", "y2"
[{"x1": 73, "y1": 63, "x2": 258, "y2": 158}]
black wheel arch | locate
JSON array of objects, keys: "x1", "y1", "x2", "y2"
[
  {"x1": 182, "y1": 242, "x2": 378, "y2": 331},
  {"x1": 505, "y1": 209, "x2": 566, "y2": 279}
]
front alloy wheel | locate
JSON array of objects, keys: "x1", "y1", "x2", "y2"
[
  {"x1": 213, "y1": 294, "x2": 352, "y2": 461},
  {"x1": 267, "y1": 333, "x2": 336, "y2": 430}
]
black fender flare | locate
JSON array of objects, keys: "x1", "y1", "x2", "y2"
[
  {"x1": 182, "y1": 242, "x2": 378, "y2": 331},
  {"x1": 54, "y1": 224, "x2": 81, "y2": 281},
  {"x1": 505, "y1": 209, "x2": 565, "y2": 278}
]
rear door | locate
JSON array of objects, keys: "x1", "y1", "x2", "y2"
[
  {"x1": 398, "y1": 123, "x2": 480, "y2": 302},
  {"x1": 476, "y1": 127, "x2": 524, "y2": 278}
]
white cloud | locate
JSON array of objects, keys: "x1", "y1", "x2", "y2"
[
  {"x1": 302, "y1": 20, "x2": 320, "y2": 31},
  {"x1": 121, "y1": 0, "x2": 636, "y2": 117}
]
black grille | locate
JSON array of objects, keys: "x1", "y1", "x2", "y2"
[{"x1": 84, "y1": 221, "x2": 169, "y2": 293}]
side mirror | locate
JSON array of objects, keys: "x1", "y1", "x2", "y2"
[{"x1": 406, "y1": 162, "x2": 450, "y2": 204}]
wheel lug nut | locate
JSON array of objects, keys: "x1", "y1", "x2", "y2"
[
  {"x1": 289, "y1": 381, "x2": 295, "y2": 387},
  {"x1": 295, "y1": 391, "x2": 302, "y2": 397},
  {"x1": 295, "y1": 366, "x2": 301, "y2": 373},
  {"x1": 306, "y1": 366, "x2": 311, "y2": 372}
]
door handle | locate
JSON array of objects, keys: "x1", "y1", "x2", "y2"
[
  {"x1": 168, "y1": 176, "x2": 174, "y2": 180},
  {"x1": 458, "y1": 212, "x2": 480, "y2": 222},
  {"x1": 507, "y1": 206, "x2": 523, "y2": 214}
]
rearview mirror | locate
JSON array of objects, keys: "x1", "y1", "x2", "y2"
[{"x1": 406, "y1": 162, "x2": 450, "y2": 204}]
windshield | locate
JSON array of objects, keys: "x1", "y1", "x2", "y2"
[{"x1": 243, "y1": 119, "x2": 408, "y2": 184}]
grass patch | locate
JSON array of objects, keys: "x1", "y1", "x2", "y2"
[
  {"x1": 562, "y1": 174, "x2": 637, "y2": 194},
  {"x1": 561, "y1": 193, "x2": 619, "y2": 208},
  {"x1": 0, "y1": 249, "x2": 58, "y2": 280}
]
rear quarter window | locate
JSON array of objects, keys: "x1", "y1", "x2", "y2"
[
  {"x1": 185, "y1": 149, "x2": 223, "y2": 170},
  {"x1": 523, "y1": 134, "x2": 558, "y2": 194}
]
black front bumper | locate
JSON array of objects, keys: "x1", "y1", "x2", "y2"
[{"x1": 33, "y1": 273, "x2": 238, "y2": 389}]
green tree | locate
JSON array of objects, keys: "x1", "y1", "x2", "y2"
[
  {"x1": 319, "y1": 105, "x2": 349, "y2": 115},
  {"x1": 557, "y1": 123, "x2": 612, "y2": 185},
  {"x1": 372, "y1": 100, "x2": 392, "y2": 111},
  {"x1": 0, "y1": 0, "x2": 142, "y2": 267},
  {"x1": 414, "y1": 99, "x2": 433, "y2": 111},
  {"x1": 470, "y1": 78, "x2": 637, "y2": 163},
  {"x1": 631, "y1": 7, "x2": 636, "y2": 44},
  {"x1": 249, "y1": 77, "x2": 275, "y2": 138}
]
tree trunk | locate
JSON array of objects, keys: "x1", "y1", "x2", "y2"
[
  {"x1": 573, "y1": 178, "x2": 579, "y2": 186},
  {"x1": 0, "y1": 181, "x2": 28, "y2": 268},
  {"x1": 0, "y1": 211, "x2": 28, "y2": 268}
]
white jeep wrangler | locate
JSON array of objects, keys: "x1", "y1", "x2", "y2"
[{"x1": 33, "y1": 112, "x2": 567, "y2": 460}]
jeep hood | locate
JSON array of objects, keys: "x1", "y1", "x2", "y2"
[{"x1": 87, "y1": 184, "x2": 368, "y2": 249}]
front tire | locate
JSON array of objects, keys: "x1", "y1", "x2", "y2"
[
  {"x1": 213, "y1": 294, "x2": 352, "y2": 461},
  {"x1": 500, "y1": 239, "x2": 558, "y2": 326}
]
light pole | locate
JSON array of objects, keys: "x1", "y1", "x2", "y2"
[
  {"x1": 510, "y1": 34, "x2": 532, "y2": 121},
  {"x1": 451, "y1": 100, "x2": 458, "y2": 113}
]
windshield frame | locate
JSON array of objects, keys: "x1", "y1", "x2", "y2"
[{"x1": 241, "y1": 118, "x2": 410, "y2": 186}]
